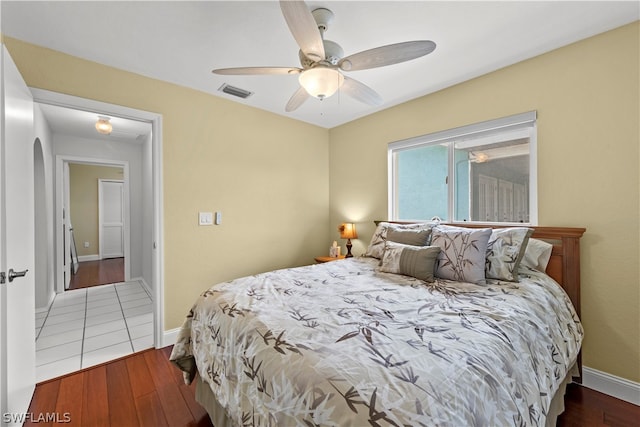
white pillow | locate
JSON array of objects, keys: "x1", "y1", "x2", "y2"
[{"x1": 521, "y1": 238, "x2": 553, "y2": 272}]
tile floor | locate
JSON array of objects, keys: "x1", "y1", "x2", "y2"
[{"x1": 35, "y1": 280, "x2": 154, "y2": 383}]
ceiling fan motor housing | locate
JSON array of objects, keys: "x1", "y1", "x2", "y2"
[
  {"x1": 299, "y1": 40, "x2": 343, "y2": 67},
  {"x1": 322, "y1": 40, "x2": 344, "y2": 65},
  {"x1": 297, "y1": 8, "x2": 344, "y2": 67}
]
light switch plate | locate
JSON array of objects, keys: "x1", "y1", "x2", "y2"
[
  {"x1": 199, "y1": 212, "x2": 213, "y2": 226},
  {"x1": 215, "y1": 211, "x2": 222, "y2": 225}
]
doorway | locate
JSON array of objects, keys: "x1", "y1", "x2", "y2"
[
  {"x1": 31, "y1": 88, "x2": 164, "y2": 382},
  {"x1": 65, "y1": 163, "x2": 127, "y2": 290}
]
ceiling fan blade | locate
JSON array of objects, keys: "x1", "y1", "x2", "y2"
[
  {"x1": 339, "y1": 40, "x2": 436, "y2": 72},
  {"x1": 341, "y1": 77, "x2": 383, "y2": 106},
  {"x1": 213, "y1": 67, "x2": 302, "y2": 75},
  {"x1": 285, "y1": 86, "x2": 310, "y2": 112},
  {"x1": 279, "y1": 0, "x2": 325, "y2": 62}
]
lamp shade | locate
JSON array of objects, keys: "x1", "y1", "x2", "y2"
[
  {"x1": 338, "y1": 223, "x2": 357, "y2": 239},
  {"x1": 299, "y1": 66, "x2": 344, "y2": 99}
]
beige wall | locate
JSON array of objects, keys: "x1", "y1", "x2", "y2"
[
  {"x1": 68, "y1": 164, "x2": 123, "y2": 257},
  {"x1": 329, "y1": 22, "x2": 639, "y2": 383},
  {"x1": 4, "y1": 37, "x2": 330, "y2": 330}
]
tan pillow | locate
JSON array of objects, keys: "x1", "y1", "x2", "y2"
[
  {"x1": 387, "y1": 228, "x2": 432, "y2": 247},
  {"x1": 365, "y1": 222, "x2": 432, "y2": 259},
  {"x1": 379, "y1": 241, "x2": 440, "y2": 282}
]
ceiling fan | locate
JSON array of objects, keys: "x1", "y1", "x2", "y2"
[{"x1": 212, "y1": 1, "x2": 436, "y2": 112}]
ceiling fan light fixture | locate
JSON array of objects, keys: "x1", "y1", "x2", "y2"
[
  {"x1": 95, "y1": 116, "x2": 112, "y2": 135},
  {"x1": 298, "y1": 67, "x2": 344, "y2": 99}
]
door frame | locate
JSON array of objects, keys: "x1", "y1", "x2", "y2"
[
  {"x1": 32, "y1": 88, "x2": 165, "y2": 348},
  {"x1": 57, "y1": 157, "x2": 131, "y2": 287}
]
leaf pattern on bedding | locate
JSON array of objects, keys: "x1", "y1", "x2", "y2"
[{"x1": 170, "y1": 257, "x2": 583, "y2": 426}]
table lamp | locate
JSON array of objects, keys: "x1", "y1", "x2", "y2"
[{"x1": 338, "y1": 223, "x2": 358, "y2": 258}]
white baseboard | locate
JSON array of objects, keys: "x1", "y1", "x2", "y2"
[
  {"x1": 582, "y1": 366, "x2": 640, "y2": 405},
  {"x1": 130, "y1": 276, "x2": 153, "y2": 297},
  {"x1": 77, "y1": 254, "x2": 100, "y2": 262},
  {"x1": 161, "y1": 327, "x2": 180, "y2": 348},
  {"x1": 36, "y1": 290, "x2": 56, "y2": 313}
]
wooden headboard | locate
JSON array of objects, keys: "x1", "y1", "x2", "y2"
[{"x1": 375, "y1": 222, "x2": 586, "y2": 316}]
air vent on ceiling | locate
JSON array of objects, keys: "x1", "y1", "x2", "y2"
[{"x1": 218, "y1": 83, "x2": 253, "y2": 99}]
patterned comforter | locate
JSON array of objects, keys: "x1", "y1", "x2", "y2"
[{"x1": 170, "y1": 257, "x2": 583, "y2": 426}]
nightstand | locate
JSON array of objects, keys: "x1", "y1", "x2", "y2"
[{"x1": 314, "y1": 255, "x2": 346, "y2": 263}]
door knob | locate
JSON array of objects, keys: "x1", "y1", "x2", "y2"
[{"x1": 8, "y1": 268, "x2": 28, "y2": 283}]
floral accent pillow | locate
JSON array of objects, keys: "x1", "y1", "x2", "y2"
[
  {"x1": 379, "y1": 241, "x2": 440, "y2": 282},
  {"x1": 431, "y1": 225, "x2": 492, "y2": 285},
  {"x1": 365, "y1": 222, "x2": 432, "y2": 259},
  {"x1": 485, "y1": 227, "x2": 534, "y2": 282}
]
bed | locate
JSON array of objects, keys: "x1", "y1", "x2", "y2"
[{"x1": 170, "y1": 222, "x2": 585, "y2": 426}]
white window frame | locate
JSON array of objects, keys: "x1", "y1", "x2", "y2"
[{"x1": 388, "y1": 111, "x2": 538, "y2": 225}]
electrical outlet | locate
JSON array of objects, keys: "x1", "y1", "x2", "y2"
[{"x1": 84, "y1": 242, "x2": 90, "y2": 248}]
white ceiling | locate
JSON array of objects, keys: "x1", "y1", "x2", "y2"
[
  {"x1": 37, "y1": 103, "x2": 152, "y2": 143},
  {"x1": 2, "y1": 1, "x2": 638, "y2": 131}
]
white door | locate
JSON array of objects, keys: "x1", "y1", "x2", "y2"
[
  {"x1": 99, "y1": 179, "x2": 124, "y2": 259},
  {"x1": 0, "y1": 46, "x2": 36, "y2": 425},
  {"x1": 498, "y1": 179, "x2": 514, "y2": 222},
  {"x1": 478, "y1": 174, "x2": 498, "y2": 222},
  {"x1": 513, "y1": 183, "x2": 528, "y2": 223}
]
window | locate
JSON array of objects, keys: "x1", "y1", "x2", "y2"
[{"x1": 388, "y1": 111, "x2": 537, "y2": 224}]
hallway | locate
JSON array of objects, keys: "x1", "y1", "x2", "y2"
[
  {"x1": 35, "y1": 280, "x2": 153, "y2": 383},
  {"x1": 68, "y1": 257, "x2": 125, "y2": 290}
]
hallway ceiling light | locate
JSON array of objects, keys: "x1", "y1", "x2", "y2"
[
  {"x1": 95, "y1": 116, "x2": 112, "y2": 135},
  {"x1": 473, "y1": 152, "x2": 489, "y2": 163}
]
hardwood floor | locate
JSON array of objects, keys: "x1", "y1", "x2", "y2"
[
  {"x1": 26, "y1": 347, "x2": 211, "y2": 427},
  {"x1": 559, "y1": 382, "x2": 640, "y2": 426},
  {"x1": 26, "y1": 347, "x2": 639, "y2": 426},
  {"x1": 68, "y1": 258, "x2": 125, "y2": 290}
]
